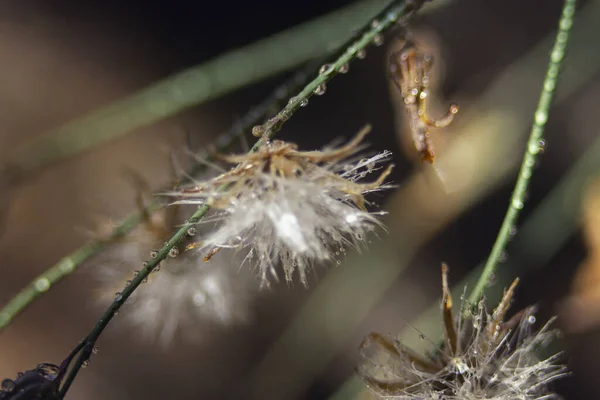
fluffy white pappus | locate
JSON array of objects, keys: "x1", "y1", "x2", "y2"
[
  {"x1": 359, "y1": 270, "x2": 567, "y2": 399},
  {"x1": 92, "y1": 209, "x2": 253, "y2": 347},
  {"x1": 200, "y1": 171, "x2": 386, "y2": 287},
  {"x1": 173, "y1": 131, "x2": 394, "y2": 287}
]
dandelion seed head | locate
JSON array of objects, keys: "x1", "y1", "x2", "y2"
[
  {"x1": 174, "y1": 125, "x2": 393, "y2": 287},
  {"x1": 359, "y1": 268, "x2": 567, "y2": 400},
  {"x1": 92, "y1": 205, "x2": 253, "y2": 347}
]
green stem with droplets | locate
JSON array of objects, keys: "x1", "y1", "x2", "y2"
[
  {"x1": 467, "y1": 0, "x2": 576, "y2": 306},
  {"x1": 0, "y1": 0, "x2": 410, "y2": 186},
  {"x1": 0, "y1": 66, "x2": 314, "y2": 333},
  {"x1": 57, "y1": 1, "x2": 426, "y2": 397}
]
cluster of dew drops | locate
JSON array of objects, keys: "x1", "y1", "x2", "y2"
[
  {"x1": 111, "y1": 226, "x2": 198, "y2": 313},
  {"x1": 251, "y1": 15, "x2": 393, "y2": 139}
]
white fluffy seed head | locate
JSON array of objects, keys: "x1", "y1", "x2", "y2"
[
  {"x1": 360, "y1": 294, "x2": 567, "y2": 399},
  {"x1": 91, "y1": 206, "x2": 253, "y2": 347},
  {"x1": 172, "y1": 128, "x2": 393, "y2": 287}
]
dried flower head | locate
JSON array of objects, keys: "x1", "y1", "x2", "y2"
[
  {"x1": 93, "y1": 182, "x2": 252, "y2": 347},
  {"x1": 389, "y1": 41, "x2": 458, "y2": 163},
  {"x1": 359, "y1": 265, "x2": 566, "y2": 399},
  {"x1": 173, "y1": 125, "x2": 393, "y2": 287}
]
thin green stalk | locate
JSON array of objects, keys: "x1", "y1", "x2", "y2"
[
  {"x1": 467, "y1": 0, "x2": 577, "y2": 306},
  {"x1": 0, "y1": 0, "x2": 418, "y2": 186},
  {"x1": 57, "y1": 1, "x2": 426, "y2": 397},
  {"x1": 0, "y1": 65, "x2": 314, "y2": 333}
]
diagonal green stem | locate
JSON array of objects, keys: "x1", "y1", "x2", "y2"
[
  {"x1": 57, "y1": 1, "x2": 426, "y2": 397},
  {"x1": 0, "y1": 65, "x2": 314, "y2": 333},
  {"x1": 0, "y1": 0, "x2": 414, "y2": 186},
  {"x1": 467, "y1": 0, "x2": 577, "y2": 306}
]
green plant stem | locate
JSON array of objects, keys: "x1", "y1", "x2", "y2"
[
  {"x1": 467, "y1": 0, "x2": 577, "y2": 307},
  {"x1": 57, "y1": 1, "x2": 425, "y2": 397},
  {"x1": 0, "y1": 65, "x2": 314, "y2": 333},
  {"x1": 0, "y1": 0, "x2": 423, "y2": 186}
]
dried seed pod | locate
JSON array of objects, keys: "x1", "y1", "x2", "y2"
[
  {"x1": 359, "y1": 265, "x2": 566, "y2": 399},
  {"x1": 390, "y1": 42, "x2": 458, "y2": 163}
]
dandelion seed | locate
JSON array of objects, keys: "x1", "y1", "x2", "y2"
[
  {"x1": 92, "y1": 182, "x2": 253, "y2": 347},
  {"x1": 359, "y1": 265, "x2": 566, "y2": 399},
  {"x1": 173, "y1": 125, "x2": 394, "y2": 287}
]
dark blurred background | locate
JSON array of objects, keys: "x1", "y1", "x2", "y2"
[{"x1": 0, "y1": 0, "x2": 599, "y2": 398}]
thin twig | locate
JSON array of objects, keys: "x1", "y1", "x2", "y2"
[
  {"x1": 467, "y1": 0, "x2": 577, "y2": 306},
  {"x1": 0, "y1": 65, "x2": 314, "y2": 333},
  {"x1": 56, "y1": 1, "x2": 425, "y2": 397}
]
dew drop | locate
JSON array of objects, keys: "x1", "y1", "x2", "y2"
[
  {"x1": 187, "y1": 227, "x2": 197, "y2": 236},
  {"x1": 92, "y1": 346, "x2": 99, "y2": 354},
  {"x1": 313, "y1": 83, "x2": 326, "y2": 96},
  {"x1": 34, "y1": 278, "x2": 50, "y2": 292},
  {"x1": 509, "y1": 226, "x2": 518, "y2": 236},
  {"x1": 300, "y1": 98, "x2": 309, "y2": 107},
  {"x1": 338, "y1": 63, "x2": 349, "y2": 74},
  {"x1": 319, "y1": 63, "x2": 334, "y2": 76},
  {"x1": 336, "y1": 260, "x2": 341, "y2": 265},
  {"x1": 560, "y1": 17, "x2": 573, "y2": 31},
  {"x1": 512, "y1": 199, "x2": 524, "y2": 209},
  {"x1": 544, "y1": 80, "x2": 556, "y2": 92},
  {"x1": 550, "y1": 49, "x2": 564, "y2": 63},
  {"x1": 142, "y1": 261, "x2": 149, "y2": 268},
  {"x1": 534, "y1": 110, "x2": 548, "y2": 125},
  {"x1": 373, "y1": 34, "x2": 384, "y2": 47},
  {"x1": 386, "y1": 10, "x2": 399, "y2": 22},
  {"x1": 499, "y1": 251, "x2": 509, "y2": 262},
  {"x1": 1, "y1": 379, "x2": 15, "y2": 392},
  {"x1": 537, "y1": 139, "x2": 546, "y2": 153},
  {"x1": 115, "y1": 292, "x2": 123, "y2": 301},
  {"x1": 168, "y1": 247, "x2": 180, "y2": 258},
  {"x1": 82, "y1": 360, "x2": 90, "y2": 368},
  {"x1": 419, "y1": 333, "x2": 426, "y2": 340},
  {"x1": 357, "y1": 48, "x2": 367, "y2": 59},
  {"x1": 252, "y1": 125, "x2": 265, "y2": 137},
  {"x1": 150, "y1": 250, "x2": 159, "y2": 259},
  {"x1": 527, "y1": 315, "x2": 536, "y2": 324},
  {"x1": 556, "y1": 32, "x2": 568, "y2": 44}
]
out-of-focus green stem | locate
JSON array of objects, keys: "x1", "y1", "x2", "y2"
[{"x1": 468, "y1": 0, "x2": 577, "y2": 306}]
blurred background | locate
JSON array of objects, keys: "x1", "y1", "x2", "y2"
[{"x1": 0, "y1": 0, "x2": 599, "y2": 398}]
